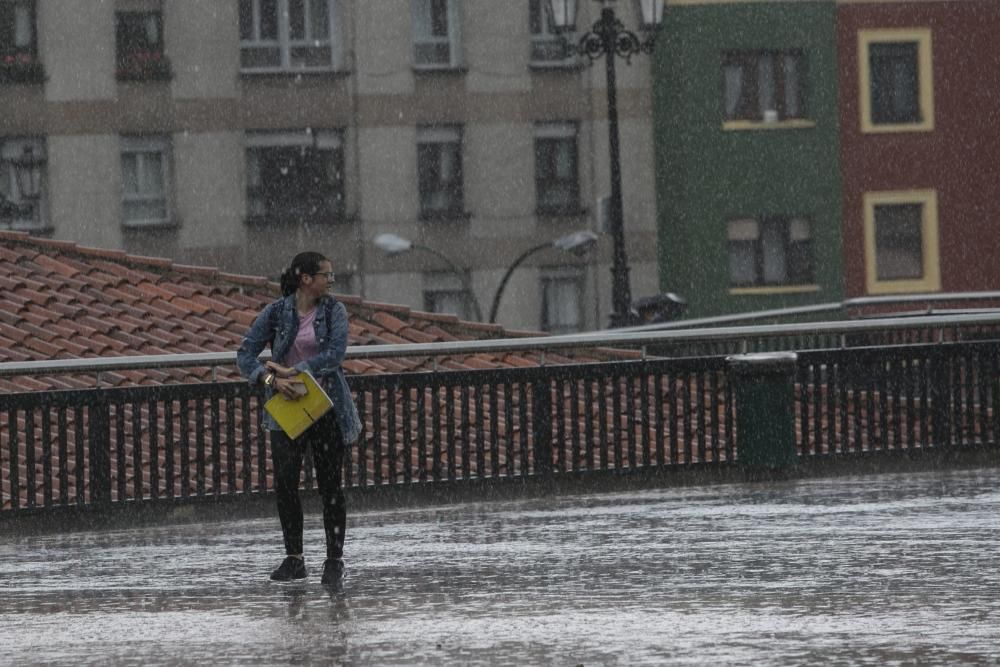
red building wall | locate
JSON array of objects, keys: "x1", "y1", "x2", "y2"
[{"x1": 838, "y1": 1, "x2": 1000, "y2": 297}]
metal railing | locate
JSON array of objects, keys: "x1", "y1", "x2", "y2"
[
  {"x1": 3, "y1": 312, "x2": 1000, "y2": 381},
  {"x1": 3, "y1": 337, "x2": 999, "y2": 516}
]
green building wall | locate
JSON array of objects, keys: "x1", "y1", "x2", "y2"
[{"x1": 652, "y1": 1, "x2": 842, "y2": 318}]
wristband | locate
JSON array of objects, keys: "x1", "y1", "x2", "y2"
[{"x1": 264, "y1": 373, "x2": 275, "y2": 387}]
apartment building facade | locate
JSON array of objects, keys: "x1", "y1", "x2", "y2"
[
  {"x1": 653, "y1": 0, "x2": 1000, "y2": 318},
  {"x1": 0, "y1": 0, "x2": 661, "y2": 332}
]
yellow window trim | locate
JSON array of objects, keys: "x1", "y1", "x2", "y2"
[
  {"x1": 863, "y1": 189, "x2": 941, "y2": 295},
  {"x1": 858, "y1": 28, "x2": 934, "y2": 134},
  {"x1": 722, "y1": 120, "x2": 816, "y2": 132},
  {"x1": 729, "y1": 285, "x2": 821, "y2": 296}
]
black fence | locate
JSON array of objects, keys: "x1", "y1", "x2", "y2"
[{"x1": 3, "y1": 340, "x2": 999, "y2": 515}]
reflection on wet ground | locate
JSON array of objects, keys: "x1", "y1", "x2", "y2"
[{"x1": 2, "y1": 467, "x2": 999, "y2": 665}]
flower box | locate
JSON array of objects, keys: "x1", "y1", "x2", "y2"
[
  {"x1": 0, "y1": 53, "x2": 46, "y2": 84},
  {"x1": 116, "y1": 50, "x2": 173, "y2": 82}
]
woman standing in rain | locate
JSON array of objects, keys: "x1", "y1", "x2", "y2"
[{"x1": 237, "y1": 251, "x2": 361, "y2": 584}]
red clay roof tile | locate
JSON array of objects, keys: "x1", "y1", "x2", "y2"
[{"x1": 32, "y1": 254, "x2": 81, "y2": 277}]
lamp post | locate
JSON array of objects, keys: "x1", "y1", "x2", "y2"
[
  {"x1": 546, "y1": 0, "x2": 665, "y2": 327},
  {"x1": 373, "y1": 233, "x2": 485, "y2": 322},
  {"x1": 488, "y1": 230, "x2": 597, "y2": 323}
]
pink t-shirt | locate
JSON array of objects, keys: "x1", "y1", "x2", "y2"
[{"x1": 285, "y1": 307, "x2": 318, "y2": 368}]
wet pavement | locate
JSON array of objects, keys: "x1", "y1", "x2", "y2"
[{"x1": 2, "y1": 467, "x2": 1000, "y2": 666}]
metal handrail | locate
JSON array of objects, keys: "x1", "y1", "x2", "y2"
[
  {"x1": 3, "y1": 311, "x2": 1000, "y2": 378},
  {"x1": 613, "y1": 291, "x2": 1000, "y2": 333}
]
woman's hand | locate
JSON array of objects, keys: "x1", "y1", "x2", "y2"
[
  {"x1": 274, "y1": 375, "x2": 308, "y2": 400},
  {"x1": 266, "y1": 361, "x2": 298, "y2": 378}
]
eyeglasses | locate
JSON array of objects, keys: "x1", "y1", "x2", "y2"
[{"x1": 311, "y1": 271, "x2": 335, "y2": 282}]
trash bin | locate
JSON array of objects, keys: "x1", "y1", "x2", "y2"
[{"x1": 727, "y1": 352, "x2": 798, "y2": 472}]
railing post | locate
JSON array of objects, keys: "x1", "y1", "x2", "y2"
[
  {"x1": 87, "y1": 402, "x2": 113, "y2": 506},
  {"x1": 728, "y1": 353, "x2": 799, "y2": 474},
  {"x1": 929, "y1": 352, "x2": 952, "y2": 448},
  {"x1": 532, "y1": 379, "x2": 553, "y2": 478}
]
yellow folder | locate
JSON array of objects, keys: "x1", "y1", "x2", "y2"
[{"x1": 264, "y1": 371, "x2": 334, "y2": 439}]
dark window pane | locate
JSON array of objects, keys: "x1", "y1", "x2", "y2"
[
  {"x1": 418, "y1": 139, "x2": 463, "y2": 216},
  {"x1": 535, "y1": 136, "x2": 578, "y2": 213},
  {"x1": 239, "y1": 0, "x2": 254, "y2": 40},
  {"x1": 430, "y1": 0, "x2": 449, "y2": 37},
  {"x1": 529, "y1": 0, "x2": 543, "y2": 34},
  {"x1": 288, "y1": 0, "x2": 305, "y2": 40},
  {"x1": 1, "y1": 1, "x2": 36, "y2": 55},
  {"x1": 310, "y1": 0, "x2": 330, "y2": 40},
  {"x1": 260, "y1": 0, "x2": 279, "y2": 40},
  {"x1": 875, "y1": 204, "x2": 923, "y2": 280},
  {"x1": 248, "y1": 144, "x2": 344, "y2": 222},
  {"x1": 722, "y1": 50, "x2": 806, "y2": 121},
  {"x1": 727, "y1": 217, "x2": 812, "y2": 286},
  {"x1": 870, "y1": 42, "x2": 919, "y2": 124}
]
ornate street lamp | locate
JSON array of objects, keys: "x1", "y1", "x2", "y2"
[
  {"x1": 488, "y1": 230, "x2": 597, "y2": 323},
  {"x1": 546, "y1": 0, "x2": 665, "y2": 327},
  {"x1": 373, "y1": 233, "x2": 485, "y2": 322}
]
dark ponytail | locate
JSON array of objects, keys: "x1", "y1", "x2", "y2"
[{"x1": 279, "y1": 251, "x2": 328, "y2": 296}]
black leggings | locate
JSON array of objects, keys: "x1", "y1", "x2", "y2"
[{"x1": 270, "y1": 411, "x2": 347, "y2": 560}]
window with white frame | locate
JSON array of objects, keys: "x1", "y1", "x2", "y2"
[
  {"x1": 727, "y1": 216, "x2": 814, "y2": 287},
  {"x1": 245, "y1": 129, "x2": 345, "y2": 224},
  {"x1": 120, "y1": 136, "x2": 172, "y2": 227},
  {"x1": 528, "y1": 0, "x2": 572, "y2": 64},
  {"x1": 239, "y1": 0, "x2": 340, "y2": 72},
  {"x1": 723, "y1": 50, "x2": 806, "y2": 123},
  {"x1": 423, "y1": 271, "x2": 473, "y2": 320},
  {"x1": 541, "y1": 266, "x2": 584, "y2": 334},
  {"x1": 535, "y1": 122, "x2": 579, "y2": 216},
  {"x1": 0, "y1": 137, "x2": 46, "y2": 231},
  {"x1": 411, "y1": 0, "x2": 461, "y2": 68},
  {"x1": 417, "y1": 125, "x2": 464, "y2": 219}
]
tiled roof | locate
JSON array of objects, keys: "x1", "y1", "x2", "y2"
[{"x1": 0, "y1": 231, "x2": 627, "y2": 392}]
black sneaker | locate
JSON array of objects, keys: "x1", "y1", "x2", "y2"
[
  {"x1": 321, "y1": 558, "x2": 345, "y2": 585},
  {"x1": 270, "y1": 556, "x2": 306, "y2": 581}
]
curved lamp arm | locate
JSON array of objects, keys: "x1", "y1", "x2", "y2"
[
  {"x1": 488, "y1": 242, "x2": 551, "y2": 324},
  {"x1": 414, "y1": 243, "x2": 485, "y2": 322}
]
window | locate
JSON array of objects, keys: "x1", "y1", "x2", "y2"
[
  {"x1": 239, "y1": 0, "x2": 340, "y2": 72},
  {"x1": 859, "y1": 29, "x2": 934, "y2": 133},
  {"x1": 412, "y1": 0, "x2": 461, "y2": 69},
  {"x1": 535, "y1": 122, "x2": 579, "y2": 216},
  {"x1": 0, "y1": 0, "x2": 43, "y2": 83},
  {"x1": 541, "y1": 266, "x2": 584, "y2": 334},
  {"x1": 723, "y1": 50, "x2": 806, "y2": 123},
  {"x1": 863, "y1": 190, "x2": 940, "y2": 294},
  {"x1": 424, "y1": 272, "x2": 474, "y2": 320},
  {"x1": 246, "y1": 130, "x2": 345, "y2": 224},
  {"x1": 529, "y1": 0, "x2": 572, "y2": 65},
  {"x1": 116, "y1": 12, "x2": 171, "y2": 81},
  {"x1": 0, "y1": 137, "x2": 46, "y2": 231},
  {"x1": 417, "y1": 125, "x2": 464, "y2": 220},
  {"x1": 727, "y1": 216, "x2": 814, "y2": 288},
  {"x1": 121, "y1": 136, "x2": 172, "y2": 227}
]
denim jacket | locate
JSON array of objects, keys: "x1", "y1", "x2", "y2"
[{"x1": 236, "y1": 294, "x2": 361, "y2": 444}]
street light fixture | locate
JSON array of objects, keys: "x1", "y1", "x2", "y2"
[
  {"x1": 488, "y1": 230, "x2": 598, "y2": 323},
  {"x1": 546, "y1": 0, "x2": 665, "y2": 327},
  {"x1": 373, "y1": 233, "x2": 485, "y2": 322}
]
